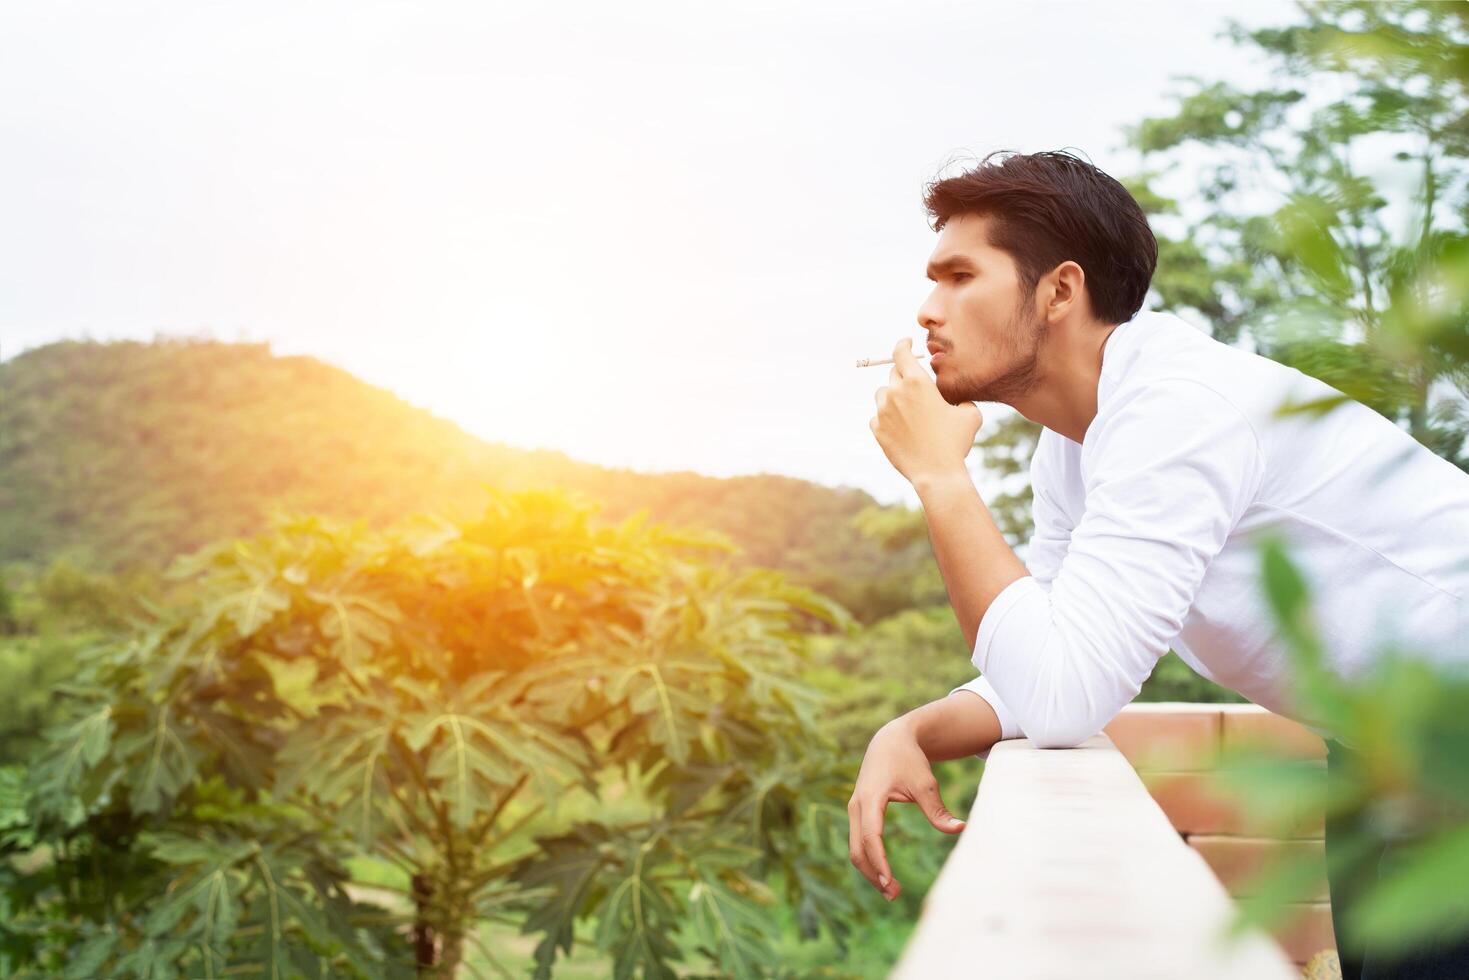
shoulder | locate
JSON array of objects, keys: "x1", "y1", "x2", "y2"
[
  {"x1": 1105, "y1": 311, "x2": 1295, "y2": 438},
  {"x1": 1085, "y1": 376, "x2": 1267, "y2": 516},
  {"x1": 1096, "y1": 376, "x2": 1263, "y2": 455}
]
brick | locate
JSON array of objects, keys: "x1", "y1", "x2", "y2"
[
  {"x1": 1105, "y1": 704, "x2": 1221, "y2": 772},
  {"x1": 1142, "y1": 771, "x2": 1240, "y2": 835},
  {"x1": 1219, "y1": 759, "x2": 1328, "y2": 839},
  {"x1": 1141, "y1": 770, "x2": 1325, "y2": 838},
  {"x1": 1188, "y1": 835, "x2": 1329, "y2": 901},
  {"x1": 1219, "y1": 705, "x2": 1327, "y2": 762},
  {"x1": 1266, "y1": 901, "x2": 1336, "y2": 965}
]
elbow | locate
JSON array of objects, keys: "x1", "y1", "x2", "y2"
[
  {"x1": 977, "y1": 600, "x2": 1138, "y2": 750},
  {"x1": 1004, "y1": 657, "x2": 1114, "y2": 749},
  {"x1": 1027, "y1": 730, "x2": 1097, "y2": 750},
  {"x1": 1021, "y1": 717, "x2": 1104, "y2": 750}
]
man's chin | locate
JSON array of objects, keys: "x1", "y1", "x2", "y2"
[
  {"x1": 944, "y1": 359, "x2": 1041, "y2": 406},
  {"x1": 937, "y1": 377, "x2": 988, "y2": 406}
]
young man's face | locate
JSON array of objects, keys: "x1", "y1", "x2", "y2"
[{"x1": 917, "y1": 212, "x2": 1047, "y2": 407}]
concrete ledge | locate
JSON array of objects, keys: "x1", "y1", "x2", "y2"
[{"x1": 891, "y1": 734, "x2": 1299, "y2": 979}]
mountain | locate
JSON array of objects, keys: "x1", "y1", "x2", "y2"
[{"x1": 0, "y1": 338, "x2": 926, "y2": 619}]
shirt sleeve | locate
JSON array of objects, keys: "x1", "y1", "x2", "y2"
[
  {"x1": 972, "y1": 378, "x2": 1265, "y2": 749},
  {"x1": 947, "y1": 674, "x2": 1022, "y2": 760}
]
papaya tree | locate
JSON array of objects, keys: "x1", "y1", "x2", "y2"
[{"x1": 16, "y1": 487, "x2": 864, "y2": 978}]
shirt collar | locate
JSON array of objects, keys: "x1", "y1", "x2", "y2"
[{"x1": 1095, "y1": 309, "x2": 1151, "y2": 406}]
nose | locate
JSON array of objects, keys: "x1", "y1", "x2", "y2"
[{"x1": 917, "y1": 289, "x2": 943, "y2": 332}]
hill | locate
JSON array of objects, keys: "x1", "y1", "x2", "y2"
[{"x1": 0, "y1": 338, "x2": 929, "y2": 620}]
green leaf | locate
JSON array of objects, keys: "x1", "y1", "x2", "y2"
[
  {"x1": 607, "y1": 663, "x2": 693, "y2": 765},
  {"x1": 250, "y1": 852, "x2": 290, "y2": 980},
  {"x1": 279, "y1": 710, "x2": 396, "y2": 845},
  {"x1": 63, "y1": 930, "x2": 119, "y2": 980},
  {"x1": 1272, "y1": 194, "x2": 1353, "y2": 302},
  {"x1": 411, "y1": 712, "x2": 516, "y2": 827},
  {"x1": 312, "y1": 590, "x2": 395, "y2": 671},
  {"x1": 218, "y1": 579, "x2": 290, "y2": 637},
  {"x1": 113, "y1": 703, "x2": 198, "y2": 814},
  {"x1": 143, "y1": 831, "x2": 255, "y2": 868},
  {"x1": 512, "y1": 823, "x2": 614, "y2": 980},
  {"x1": 196, "y1": 867, "x2": 240, "y2": 979},
  {"x1": 1347, "y1": 821, "x2": 1469, "y2": 956},
  {"x1": 685, "y1": 874, "x2": 778, "y2": 979},
  {"x1": 255, "y1": 652, "x2": 320, "y2": 711}
]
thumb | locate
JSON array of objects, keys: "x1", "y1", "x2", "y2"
[{"x1": 917, "y1": 783, "x2": 966, "y2": 834}]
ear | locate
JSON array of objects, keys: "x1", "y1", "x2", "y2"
[{"x1": 1044, "y1": 260, "x2": 1087, "y2": 322}]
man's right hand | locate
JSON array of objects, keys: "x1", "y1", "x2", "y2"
[{"x1": 847, "y1": 715, "x2": 968, "y2": 902}]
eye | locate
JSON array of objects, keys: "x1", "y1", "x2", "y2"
[{"x1": 952, "y1": 272, "x2": 972, "y2": 283}]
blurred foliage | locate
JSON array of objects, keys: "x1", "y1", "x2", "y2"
[
  {"x1": 1217, "y1": 537, "x2": 1469, "y2": 962},
  {"x1": 972, "y1": 414, "x2": 1043, "y2": 550},
  {"x1": 797, "y1": 605, "x2": 987, "y2": 966},
  {"x1": 1136, "y1": 652, "x2": 1249, "y2": 705},
  {"x1": 1116, "y1": 0, "x2": 1469, "y2": 964},
  {"x1": 806, "y1": 606, "x2": 985, "y2": 758},
  {"x1": 2, "y1": 489, "x2": 877, "y2": 978},
  {"x1": 0, "y1": 561, "x2": 161, "y2": 765},
  {"x1": 1121, "y1": 0, "x2": 1469, "y2": 469}
]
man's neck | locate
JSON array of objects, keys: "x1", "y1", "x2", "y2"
[{"x1": 1009, "y1": 320, "x2": 1121, "y2": 445}]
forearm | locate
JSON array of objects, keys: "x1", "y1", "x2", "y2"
[
  {"x1": 893, "y1": 690, "x2": 1005, "y2": 763},
  {"x1": 913, "y1": 468, "x2": 1029, "y2": 651}
]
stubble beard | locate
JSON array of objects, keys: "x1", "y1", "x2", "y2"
[{"x1": 936, "y1": 297, "x2": 1046, "y2": 408}]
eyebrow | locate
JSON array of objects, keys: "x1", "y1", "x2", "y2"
[{"x1": 925, "y1": 255, "x2": 979, "y2": 281}]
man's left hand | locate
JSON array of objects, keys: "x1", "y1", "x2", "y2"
[{"x1": 869, "y1": 338, "x2": 983, "y2": 485}]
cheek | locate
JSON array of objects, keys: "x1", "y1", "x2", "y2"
[
  {"x1": 955, "y1": 289, "x2": 1000, "y2": 341},
  {"x1": 958, "y1": 284, "x2": 998, "y2": 320}
]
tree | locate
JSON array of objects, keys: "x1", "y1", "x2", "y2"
[
  {"x1": 1123, "y1": 0, "x2": 1469, "y2": 469},
  {"x1": 11, "y1": 488, "x2": 864, "y2": 978}
]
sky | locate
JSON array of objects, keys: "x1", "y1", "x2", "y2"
[{"x1": 1, "y1": 0, "x2": 1306, "y2": 506}]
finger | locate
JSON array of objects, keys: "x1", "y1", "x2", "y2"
[
  {"x1": 891, "y1": 337, "x2": 921, "y2": 379},
  {"x1": 860, "y1": 799, "x2": 894, "y2": 893},
  {"x1": 888, "y1": 364, "x2": 900, "y2": 386},
  {"x1": 873, "y1": 386, "x2": 887, "y2": 411},
  {"x1": 848, "y1": 800, "x2": 882, "y2": 890},
  {"x1": 915, "y1": 780, "x2": 967, "y2": 834}
]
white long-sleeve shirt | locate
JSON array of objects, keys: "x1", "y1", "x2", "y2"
[{"x1": 950, "y1": 309, "x2": 1469, "y2": 753}]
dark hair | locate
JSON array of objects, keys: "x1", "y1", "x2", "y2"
[{"x1": 922, "y1": 149, "x2": 1157, "y2": 325}]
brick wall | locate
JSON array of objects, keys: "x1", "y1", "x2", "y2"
[{"x1": 1103, "y1": 703, "x2": 1335, "y2": 969}]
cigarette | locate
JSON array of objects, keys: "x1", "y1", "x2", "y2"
[{"x1": 855, "y1": 352, "x2": 931, "y2": 368}]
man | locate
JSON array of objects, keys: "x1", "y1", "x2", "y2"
[{"x1": 851, "y1": 149, "x2": 1469, "y2": 978}]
